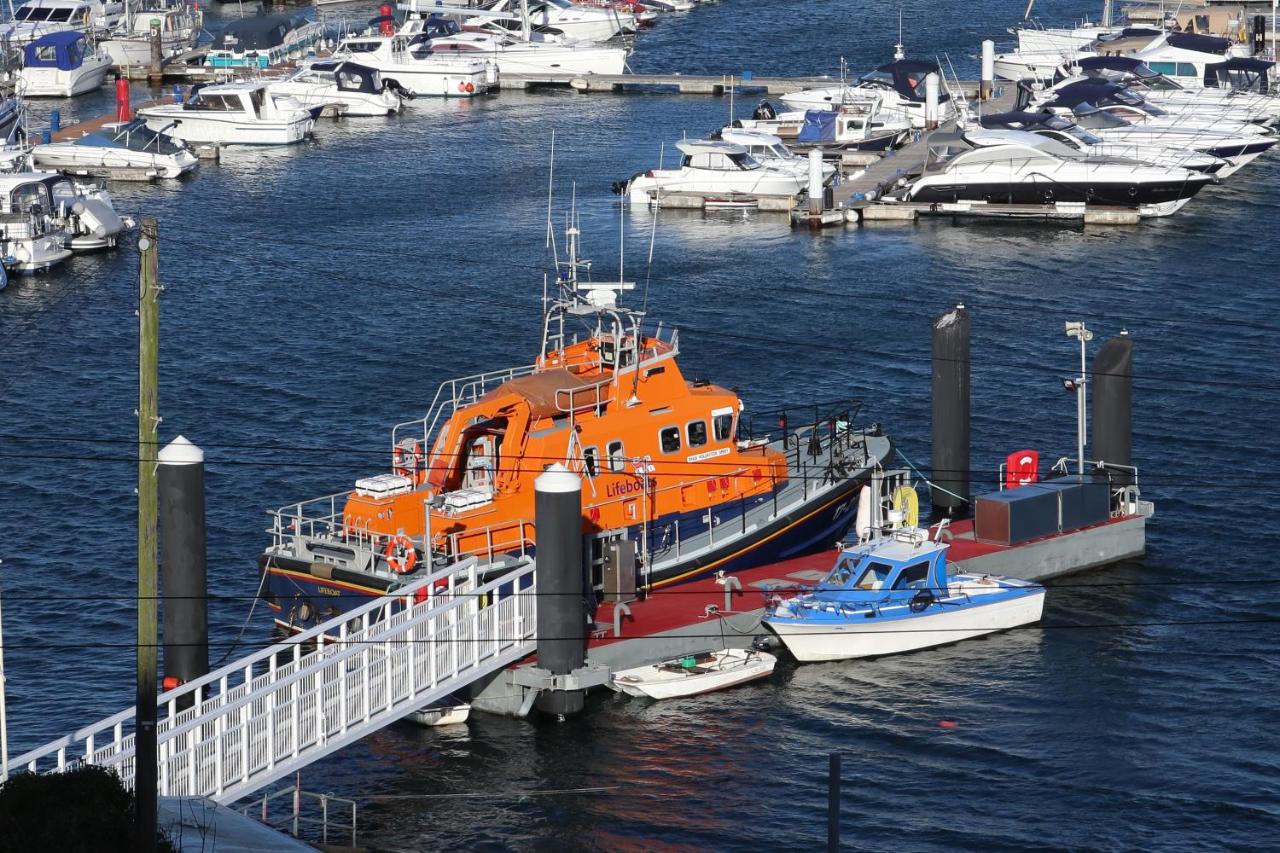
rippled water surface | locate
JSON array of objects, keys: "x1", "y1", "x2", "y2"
[{"x1": 2, "y1": 1, "x2": 1279, "y2": 849}]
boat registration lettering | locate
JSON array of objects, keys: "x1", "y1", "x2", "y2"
[{"x1": 687, "y1": 447, "x2": 730, "y2": 464}]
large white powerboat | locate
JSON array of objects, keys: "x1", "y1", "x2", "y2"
[
  {"x1": 331, "y1": 30, "x2": 495, "y2": 97},
  {"x1": 409, "y1": 13, "x2": 628, "y2": 75},
  {"x1": 1034, "y1": 81, "x2": 1273, "y2": 137},
  {"x1": 17, "y1": 31, "x2": 112, "y2": 97},
  {"x1": 476, "y1": 0, "x2": 635, "y2": 42},
  {"x1": 268, "y1": 61, "x2": 405, "y2": 116},
  {"x1": 100, "y1": 3, "x2": 202, "y2": 68},
  {"x1": 1060, "y1": 56, "x2": 1280, "y2": 124},
  {"x1": 779, "y1": 58, "x2": 956, "y2": 130},
  {"x1": 32, "y1": 117, "x2": 198, "y2": 179},
  {"x1": 617, "y1": 139, "x2": 809, "y2": 207},
  {"x1": 731, "y1": 96, "x2": 911, "y2": 152},
  {"x1": 136, "y1": 81, "x2": 316, "y2": 146},
  {"x1": 0, "y1": 0, "x2": 124, "y2": 46},
  {"x1": 716, "y1": 128, "x2": 838, "y2": 180},
  {"x1": 0, "y1": 173, "x2": 74, "y2": 273},
  {"x1": 898, "y1": 129, "x2": 1215, "y2": 217}
]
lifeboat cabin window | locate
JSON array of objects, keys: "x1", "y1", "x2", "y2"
[
  {"x1": 712, "y1": 411, "x2": 734, "y2": 442},
  {"x1": 607, "y1": 440, "x2": 626, "y2": 472},
  {"x1": 583, "y1": 446, "x2": 599, "y2": 477},
  {"x1": 659, "y1": 426, "x2": 681, "y2": 454},
  {"x1": 686, "y1": 420, "x2": 707, "y2": 449},
  {"x1": 854, "y1": 561, "x2": 892, "y2": 591},
  {"x1": 891, "y1": 563, "x2": 931, "y2": 591}
]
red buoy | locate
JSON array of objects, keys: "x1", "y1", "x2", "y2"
[
  {"x1": 379, "y1": 2, "x2": 395, "y2": 36},
  {"x1": 115, "y1": 75, "x2": 131, "y2": 122},
  {"x1": 938, "y1": 719, "x2": 958, "y2": 730}
]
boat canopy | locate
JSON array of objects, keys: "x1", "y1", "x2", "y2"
[
  {"x1": 23, "y1": 31, "x2": 90, "y2": 70},
  {"x1": 309, "y1": 60, "x2": 383, "y2": 94},
  {"x1": 719, "y1": 128, "x2": 786, "y2": 149},
  {"x1": 796, "y1": 110, "x2": 836, "y2": 143},
  {"x1": 220, "y1": 13, "x2": 309, "y2": 51},
  {"x1": 859, "y1": 59, "x2": 950, "y2": 103},
  {"x1": 980, "y1": 111, "x2": 1072, "y2": 131},
  {"x1": 1203, "y1": 57, "x2": 1273, "y2": 92},
  {"x1": 1164, "y1": 32, "x2": 1231, "y2": 55},
  {"x1": 811, "y1": 538, "x2": 950, "y2": 604},
  {"x1": 73, "y1": 119, "x2": 188, "y2": 155},
  {"x1": 1076, "y1": 56, "x2": 1149, "y2": 76},
  {"x1": 675, "y1": 139, "x2": 748, "y2": 157},
  {"x1": 1046, "y1": 81, "x2": 1159, "y2": 114}
]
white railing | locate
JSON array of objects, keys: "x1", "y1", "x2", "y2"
[{"x1": 9, "y1": 556, "x2": 537, "y2": 805}]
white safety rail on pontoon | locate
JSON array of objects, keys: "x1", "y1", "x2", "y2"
[{"x1": 9, "y1": 556, "x2": 536, "y2": 804}]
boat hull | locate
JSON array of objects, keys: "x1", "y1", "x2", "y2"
[
  {"x1": 612, "y1": 650, "x2": 775, "y2": 699},
  {"x1": 906, "y1": 175, "x2": 1212, "y2": 213},
  {"x1": 767, "y1": 589, "x2": 1046, "y2": 662},
  {"x1": 32, "y1": 144, "x2": 198, "y2": 179},
  {"x1": 137, "y1": 110, "x2": 314, "y2": 145},
  {"x1": 19, "y1": 57, "x2": 112, "y2": 97}
]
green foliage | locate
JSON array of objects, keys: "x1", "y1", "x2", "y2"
[{"x1": 0, "y1": 765, "x2": 177, "y2": 853}]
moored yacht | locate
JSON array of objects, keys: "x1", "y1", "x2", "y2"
[
  {"x1": 0, "y1": 173, "x2": 74, "y2": 272},
  {"x1": 136, "y1": 81, "x2": 316, "y2": 145},
  {"x1": 732, "y1": 97, "x2": 911, "y2": 152},
  {"x1": 32, "y1": 117, "x2": 198, "y2": 179},
  {"x1": 331, "y1": 29, "x2": 495, "y2": 97},
  {"x1": 0, "y1": 0, "x2": 124, "y2": 46},
  {"x1": 617, "y1": 139, "x2": 810, "y2": 206},
  {"x1": 268, "y1": 61, "x2": 406, "y2": 116},
  {"x1": 779, "y1": 59, "x2": 955, "y2": 129},
  {"x1": 100, "y1": 3, "x2": 202, "y2": 68},
  {"x1": 899, "y1": 129, "x2": 1215, "y2": 217},
  {"x1": 716, "y1": 128, "x2": 837, "y2": 180},
  {"x1": 476, "y1": 0, "x2": 636, "y2": 41},
  {"x1": 259, "y1": 227, "x2": 891, "y2": 633},
  {"x1": 18, "y1": 31, "x2": 112, "y2": 97},
  {"x1": 410, "y1": 12, "x2": 628, "y2": 75},
  {"x1": 204, "y1": 12, "x2": 324, "y2": 70}
]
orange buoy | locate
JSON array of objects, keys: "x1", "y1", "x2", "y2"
[{"x1": 385, "y1": 534, "x2": 418, "y2": 573}]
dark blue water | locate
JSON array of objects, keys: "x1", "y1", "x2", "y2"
[{"x1": 3, "y1": 1, "x2": 1279, "y2": 849}]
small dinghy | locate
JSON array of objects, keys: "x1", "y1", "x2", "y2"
[
  {"x1": 406, "y1": 697, "x2": 470, "y2": 726},
  {"x1": 764, "y1": 528, "x2": 1045, "y2": 662},
  {"x1": 612, "y1": 649, "x2": 776, "y2": 700}
]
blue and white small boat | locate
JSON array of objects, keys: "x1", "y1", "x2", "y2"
[{"x1": 764, "y1": 530, "x2": 1045, "y2": 662}]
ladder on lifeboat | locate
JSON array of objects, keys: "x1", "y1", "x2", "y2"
[{"x1": 7, "y1": 556, "x2": 536, "y2": 804}]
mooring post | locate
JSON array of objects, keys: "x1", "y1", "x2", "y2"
[
  {"x1": 807, "y1": 148, "x2": 824, "y2": 222},
  {"x1": 534, "y1": 464, "x2": 586, "y2": 716},
  {"x1": 1092, "y1": 331, "x2": 1133, "y2": 485},
  {"x1": 924, "y1": 72, "x2": 940, "y2": 129},
  {"x1": 827, "y1": 752, "x2": 841, "y2": 852},
  {"x1": 136, "y1": 218, "x2": 161, "y2": 853},
  {"x1": 931, "y1": 305, "x2": 970, "y2": 517},
  {"x1": 981, "y1": 40, "x2": 995, "y2": 100},
  {"x1": 149, "y1": 19, "x2": 163, "y2": 84},
  {"x1": 159, "y1": 436, "x2": 208, "y2": 705}
]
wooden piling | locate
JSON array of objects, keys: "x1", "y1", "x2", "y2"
[{"x1": 148, "y1": 21, "x2": 163, "y2": 84}]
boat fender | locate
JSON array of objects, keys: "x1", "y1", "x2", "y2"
[
  {"x1": 384, "y1": 534, "x2": 418, "y2": 573},
  {"x1": 909, "y1": 589, "x2": 935, "y2": 613}
]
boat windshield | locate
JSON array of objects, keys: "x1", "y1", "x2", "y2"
[
  {"x1": 341, "y1": 39, "x2": 381, "y2": 53},
  {"x1": 106, "y1": 121, "x2": 187, "y2": 155},
  {"x1": 853, "y1": 561, "x2": 892, "y2": 591},
  {"x1": 683, "y1": 151, "x2": 761, "y2": 171},
  {"x1": 1072, "y1": 105, "x2": 1132, "y2": 128},
  {"x1": 47, "y1": 179, "x2": 78, "y2": 212},
  {"x1": 825, "y1": 556, "x2": 858, "y2": 587}
]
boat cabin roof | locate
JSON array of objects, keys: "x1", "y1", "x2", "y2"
[
  {"x1": 192, "y1": 80, "x2": 271, "y2": 95},
  {"x1": 719, "y1": 128, "x2": 785, "y2": 148},
  {"x1": 813, "y1": 535, "x2": 949, "y2": 600},
  {"x1": 22, "y1": 30, "x2": 89, "y2": 70},
  {"x1": 675, "y1": 139, "x2": 748, "y2": 157}
]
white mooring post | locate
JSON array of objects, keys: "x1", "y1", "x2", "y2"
[
  {"x1": 924, "y1": 73, "x2": 940, "y2": 129},
  {"x1": 981, "y1": 40, "x2": 995, "y2": 100},
  {"x1": 807, "y1": 149, "x2": 824, "y2": 218}
]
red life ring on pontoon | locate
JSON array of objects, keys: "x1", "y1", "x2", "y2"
[
  {"x1": 385, "y1": 535, "x2": 418, "y2": 573},
  {"x1": 1005, "y1": 449, "x2": 1039, "y2": 489}
]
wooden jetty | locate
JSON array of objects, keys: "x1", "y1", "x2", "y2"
[{"x1": 501, "y1": 71, "x2": 840, "y2": 94}]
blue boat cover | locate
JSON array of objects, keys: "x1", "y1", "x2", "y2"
[
  {"x1": 1165, "y1": 32, "x2": 1231, "y2": 54},
  {"x1": 1077, "y1": 56, "x2": 1145, "y2": 73},
  {"x1": 796, "y1": 110, "x2": 836, "y2": 143},
  {"x1": 23, "y1": 31, "x2": 88, "y2": 70}
]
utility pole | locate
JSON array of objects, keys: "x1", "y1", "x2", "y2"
[
  {"x1": 1065, "y1": 321, "x2": 1093, "y2": 477},
  {"x1": 136, "y1": 218, "x2": 160, "y2": 853}
]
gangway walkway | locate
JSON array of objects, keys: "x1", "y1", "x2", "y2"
[{"x1": 9, "y1": 556, "x2": 536, "y2": 804}]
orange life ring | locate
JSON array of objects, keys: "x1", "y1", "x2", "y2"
[{"x1": 384, "y1": 534, "x2": 418, "y2": 574}]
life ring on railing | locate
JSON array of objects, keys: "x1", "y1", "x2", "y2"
[
  {"x1": 385, "y1": 534, "x2": 418, "y2": 574},
  {"x1": 891, "y1": 484, "x2": 919, "y2": 529},
  {"x1": 1005, "y1": 449, "x2": 1039, "y2": 489}
]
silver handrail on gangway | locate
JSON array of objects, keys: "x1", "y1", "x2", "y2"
[{"x1": 9, "y1": 555, "x2": 537, "y2": 804}]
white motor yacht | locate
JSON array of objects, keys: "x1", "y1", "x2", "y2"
[
  {"x1": 332, "y1": 30, "x2": 495, "y2": 97},
  {"x1": 1035, "y1": 80, "x2": 1272, "y2": 137},
  {"x1": 779, "y1": 58, "x2": 956, "y2": 130},
  {"x1": 1061, "y1": 56, "x2": 1280, "y2": 124},
  {"x1": 732, "y1": 97, "x2": 911, "y2": 152},
  {"x1": 18, "y1": 31, "x2": 112, "y2": 97},
  {"x1": 717, "y1": 128, "x2": 837, "y2": 180},
  {"x1": 204, "y1": 12, "x2": 325, "y2": 70},
  {"x1": 136, "y1": 81, "x2": 316, "y2": 146},
  {"x1": 33, "y1": 117, "x2": 198, "y2": 179},
  {"x1": 268, "y1": 61, "x2": 405, "y2": 116},
  {"x1": 0, "y1": 0, "x2": 124, "y2": 46},
  {"x1": 101, "y1": 3, "x2": 202, "y2": 68},
  {"x1": 409, "y1": 13, "x2": 628, "y2": 75},
  {"x1": 617, "y1": 139, "x2": 808, "y2": 207},
  {"x1": 476, "y1": 0, "x2": 635, "y2": 42},
  {"x1": 897, "y1": 129, "x2": 1215, "y2": 217},
  {"x1": 0, "y1": 172, "x2": 75, "y2": 272}
]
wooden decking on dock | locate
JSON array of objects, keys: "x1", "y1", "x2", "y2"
[{"x1": 48, "y1": 98, "x2": 176, "y2": 142}]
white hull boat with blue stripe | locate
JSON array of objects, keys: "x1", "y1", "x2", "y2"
[{"x1": 765, "y1": 528, "x2": 1045, "y2": 662}]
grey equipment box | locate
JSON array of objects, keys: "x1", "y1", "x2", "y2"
[
  {"x1": 1036, "y1": 475, "x2": 1112, "y2": 532},
  {"x1": 602, "y1": 538, "x2": 636, "y2": 603},
  {"x1": 974, "y1": 484, "x2": 1062, "y2": 546}
]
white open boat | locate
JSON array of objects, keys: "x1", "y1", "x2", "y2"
[
  {"x1": 137, "y1": 81, "x2": 315, "y2": 146},
  {"x1": 406, "y1": 701, "x2": 471, "y2": 726},
  {"x1": 612, "y1": 649, "x2": 776, "y2": 699}
]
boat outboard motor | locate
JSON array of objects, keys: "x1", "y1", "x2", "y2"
[
  {"x1": 382, "y1": 78, "x2": 415, "y2": 100},
  {"x1": 752, "y1": 99, "x2": 777, "y2": 120},
  {"x1": 610, "y1": 171, "x2": 646, "y2": 195},
  {"x1": 73, "y1": 198, "x2": 124, "y2": 240}
]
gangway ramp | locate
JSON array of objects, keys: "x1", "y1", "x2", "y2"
[{"x1": 10, "y1": 556, "x2": 536, "y2": 804}]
